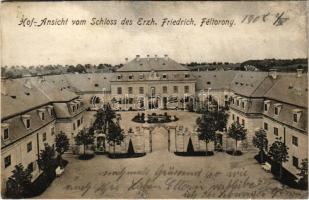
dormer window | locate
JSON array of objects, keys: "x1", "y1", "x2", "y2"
[
  {"x1": 274, "y1": 103, "x2": 282, "y2": 116},
  {"x1": 46, "y1": 105, "x2": 54, "y2": 116},
  {"x1": 264, "y1": 100, "x2": 270, "y2": 112},
  {"x1": 236, "y1": 99, "x2": 240, "y2": 106},
  {"x1": 129, "y1": 74, "x2": 133, "y2": 80},
  {"x1": 162, "y1": 74, "x2": 167, "y2": 79},
  {"x1": 38, "y1": 109, "x2": 45, "y2": 120},
  {"x1": 2, "y1": 124, "x2": 9, "y2": 140},
  {"x1": 185, "y1": 73, "x2": 190, "y2": 78},
  {"x1": 21, "y1": 115, "x2": 31, "y2": 129},
  {"x1": 3, "y1": 128, "x2": 9, "y2": 140},
  {"x1": 292, "y1": 109, "x2": 302, "y2": 123},
  {"x1": 241, "y1": 101, "x2": 245, "y2": 108}
]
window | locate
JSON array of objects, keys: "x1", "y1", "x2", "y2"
[
  {"x1": 42, "y1": 133, "x2": 47, "y2": 142},
  {"x1": 72, "y1": 105, "x2": 75, "y2": 112},
  {"x1": 151, "y1": 87, "x2": 155, "y2": 96},
  {"x1": 293, "y1": 113, "x2": 298, "y2": 123},
  {"x1": 162, "y1": 74, "x2": 167, "y2": 79},
  {"x1": 3, "y1": 128, "x2": 9, "y2": 140},
  {"x1": 241, "y1": 102, "x2": 245, "y2": 108},
  {"x1": 173, "y1": 86, "x2": 178, "y2": 93},
  {"x1": 264, "y1": 104, "x2": 268, "y2": 111},
  {"x1": 207, "y1": 81, "x2": 211, "y2": 85},
  {"x1": 274, "y1": 104, "x2": 282, "y2": 116},
  {"x1": 139, "y1": 74, "x2": 144, "y2": 80},
  {"x1": 185, "y1": 74, "x2": 190, "y2": 78},
  {"x1": 117, "y1": 75, "x2": 122, "y2": 80},
  {"x1": 232, "y1": 114, "x2": 235, "y2": 121},
  {"x1": 241, "y1": 119, "x2": 245, "y2": 126},
  {"x1": 76, "y1": 104, "x2": 79, "y2": 110},
  {"x1": 4, "y1": 155, "x2": 11, "y2": 168},
  {"x1": 293, "y1": 156, "x2": 299, "y2": 168},
  {"x1": 81, "y1": 116, "x2": 83, "y2": 124},
  {"x1": 51, "y1": 127, "x2": 55, "y2": 135},
  {"x1": 184, "y1": 86, "x2": 189, "y2": 93},
  {"x1": 27, "y1": 142, "x2": 32, "y2": 152},
  {"x1": 41, "y1": 112, "x2": 45, "y2": 120},
  {"x1": 117, "y1": 87, "x2": 122, "y2": 95},
  {"x1": 236, "y1": 116, "x2": 239, "y2": 123},
  {"x1": 128, "y1": 87, "x2": 133, "y2": 94},
  {"x1": 274, "y1": 107, "x2": 279, "y2": 115},
  {"x1": 264, "y1": 122, "x2": 268, "y2": 131},
  {"x1": 73, "y1": 123, "x2": 76, "y2": 130},
  {"x1": 292, "y1": 136, "x2": 298, "y2": 146},
  {"x1": 163, "y1": 86, "x2": 167, "y2": 94},
  {"x1": 139, "y1": 87, "x2": 144, "y2": 94},
  {"x1": 232, "y1": 98, "x2": 235, "y2": 104},
  {"x1": 264, "y1": 101, "x2": 270, "y2": 112},
  {"x1": 26, "y1": 119, "x2": 31, "y2": 129},
  {"x1": 236, "y1": 100, "x2": 240, "y2": 106},
  {"x1": 273, "y1": 127, "x2": 278, "y2": 136},
  {"x1": 77, "y1": 119, "x2": 81, "y2": 127},
  {"x1": 94, "y1": 84, "x2": 99, "y2": 87},
  {"x1": 129, "y1": 75, "x2": 133, "y2": 80},
  {"x1": 28, "y1": 162, "x2": 34, "y2": 173}
]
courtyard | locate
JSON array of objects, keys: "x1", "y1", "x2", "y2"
[
  {"x1": 36, "y1": 110, "x2": 307, "y2": 199},
  {"x1": 37, "y1": 148, "x2": 307, "y2": 199}
]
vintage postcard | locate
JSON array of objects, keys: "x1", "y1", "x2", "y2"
[{"x1": 0, "y1": 1, "x2": 308, "y2": 199}]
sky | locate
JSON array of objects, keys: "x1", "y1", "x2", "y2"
[{"x1": 0, "y1": 1, "x2": 307, "y2": 67}]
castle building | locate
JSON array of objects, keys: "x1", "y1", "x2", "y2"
[
  {"x1": 110, "y1": 55, "x2": 196, "y2": 110},
  {"x1": 1, "y1": 55, "x2": 307, "y2": 194},
  {"x1": 1, "y1": 77, "x2": 86, "y2": 192}
]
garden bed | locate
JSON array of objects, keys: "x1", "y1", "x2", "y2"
[
  {"x1": 132, "y1": 112, "x2": 178, "y2": 123},
  {"x1": 226, "y1": 150, "x2": 243, "y2": 156},
  {"x1": 108, "y1": 153, "x2": 146, "y2": 159},
  {"x1": 174, "y1": 151, "x2": 214, "y2": 157}
]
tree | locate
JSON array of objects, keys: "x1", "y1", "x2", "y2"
[
  {"x1": 252, "y1": 129, "x2": 268, "y2": 163},
  {"x1": 74, "y1": 128, "x2": 95, "y2": 159},
  {"x1": 297, "y1": 158, "x2": 308, "y2": 188},
  {"x1": 37, "y1": 144, "x2": 56, "y2": 180},
  {"x1": 214, "y1": 107, "x2": 229, "y2": 131},
  {"x1": 106, "y1": 121, "x2": 125, "y2": 156},
  {"x1": 227, "y1": 122, "x2": 247, "y2": 155},
  {"x1": 196, "y1": 109, "x2": 217, "y2": 155},
  {"x1": 55, "y1": 131, "x2": 70, "y2": 168},
  {"x1": 268, "y1": 137, "x2": 289, "y2": 180},
  {"x1": 93, "y1": 103, "x2": 116, "y2": 132},
  {"x1": 187, "y1": 137, "x2": 195, "y2": 153},
  {"x1": 6, "y1": 164, "x2": 32, "y2": 198}
]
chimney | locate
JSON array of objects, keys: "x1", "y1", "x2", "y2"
[
  {"x1": 164, "y1": 54, "x2": 168, "y2": 60},
  {"x1": 154, "y1": 55, "x2": 158, "y2": 61},
  {"x1": 269, "y1": 69, "x2": 277, "y2": 79},
  {"x1": 297, "y1": 68, "x2": 303, "y2": 78},
  {"x1": 147, "y1": 55, "x2": 150, "y2": 61},
  {"x1": 136, "y1": 55, "x2": 140, "y2": 62},
  {"x1": 125, "y1": 58, "x2": 128, "y2": 63}
]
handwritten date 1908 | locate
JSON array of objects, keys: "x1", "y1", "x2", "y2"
[{"x1": 241, "y1": 11, "x2": 289, "y2": 26}]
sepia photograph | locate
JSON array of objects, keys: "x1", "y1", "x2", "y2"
[{"x1": 0, "y1": 1, "x2": 308, "y2": 199}]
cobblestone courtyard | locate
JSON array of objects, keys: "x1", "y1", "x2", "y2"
[{"x1": 37, "y1": 111, "x2": 308, "y2": 199}]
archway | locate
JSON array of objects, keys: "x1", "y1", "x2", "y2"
[{"x1": 151, "y1": 126, "x2": 169, "y2": 152}]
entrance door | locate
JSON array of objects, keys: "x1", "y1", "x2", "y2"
[{"x1": 152, "y1": 127, "x2": 169, "y2": 152}]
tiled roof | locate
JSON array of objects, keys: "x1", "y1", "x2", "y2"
[
  {"x1": 264, "y1": 74, "x2": 308, "y2": 108},
  {"x1": 1, "y1": 77, "x2": 77, "y2": 119},
  {"x1": 1, "y1": 107, "x2": 55, "y2": 148},
  {"x1": 117, "y1": 57, "x2": 189, "y2": 72},
  {"x1": 192, "y1": 71, "x2": 237, "y2": 91},
  {"x1": 230, "y1": 72, "x2": 270, "y2": 97}
]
